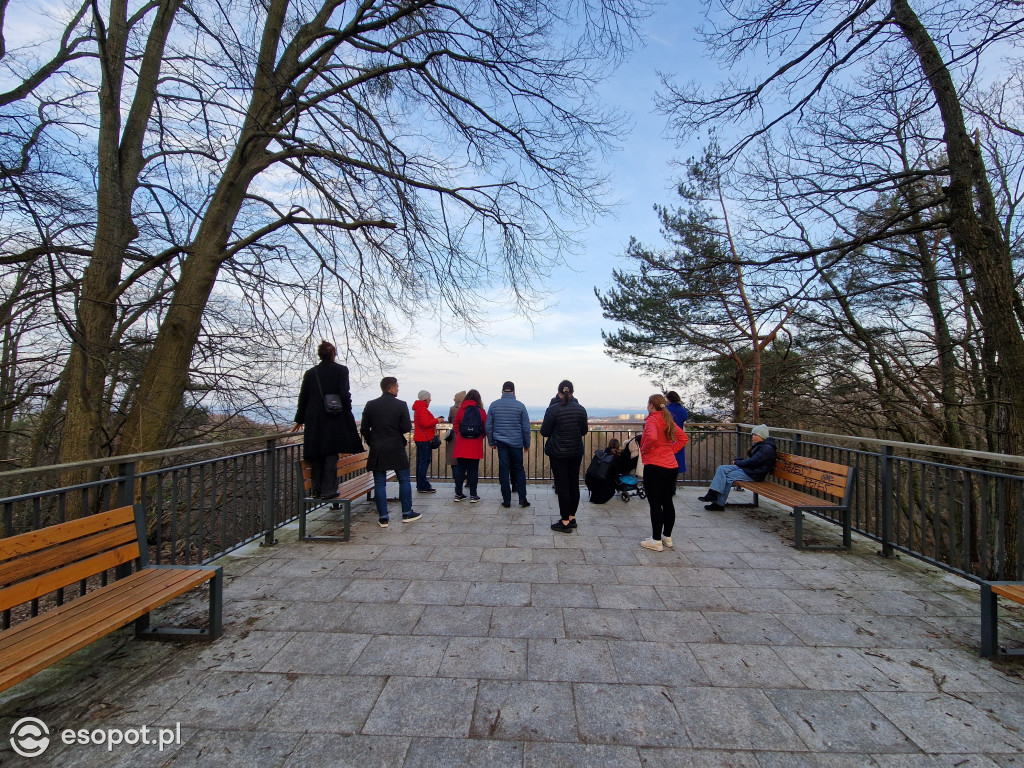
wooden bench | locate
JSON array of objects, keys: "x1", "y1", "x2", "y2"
[
  {"x1": 297, "y1": 452, "x2": 395, "y2": 541},
  {"x1": 0, "y1": 504, "x2": 222, "y2": 693},
  {"x1": 733, "y1": 452, "x2": 857, "y2": 551},
  {"x1": 981, "y1": 581, "x2": 1024, "y2": 658}
]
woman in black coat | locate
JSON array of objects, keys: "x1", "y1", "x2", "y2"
[
  {"x1": 540, "y1": 379, "x2": 589, "y2": 532},
  {"x1": 292, "y1": 341, "x2": 363, "y2": 497}
]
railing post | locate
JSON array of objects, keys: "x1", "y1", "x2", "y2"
[
  {"x1": 735, "y1": 424, "x2": 743, "y2": 459},
  {"x1": 792, "y1": 432, "x2": 802, "y2": 456},
  {"x1": 116, "y1": 462, "x2": 136, "y2": 578},
  {"x1": 879, "y1": 445, "x2": 895, "y2": 558},
  {"x1": 261, "y1": 438, "x2": 278, "y2": 548},
  {"x1": 117, "y1": 461, "x2": 136, "y2": 507}
]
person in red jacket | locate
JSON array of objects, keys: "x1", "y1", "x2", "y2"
[
  {"x1": 639, "y1": 393, "x2": 687, "y2": 552},
  {"x1": 452, "y1": 388, "x2": 487, "y2": 502},
  {"x1": 413, "y1": 391, "x2": 445, "y2": 493}
]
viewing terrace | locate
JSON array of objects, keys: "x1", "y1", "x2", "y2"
[{"x1": 1, "y1": 425, "x2": 1023, "y2": 766}]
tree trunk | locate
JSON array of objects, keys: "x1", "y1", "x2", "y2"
[
  {"x1": 60, "y1": 0, "x2": 182, "y2": 477},
  {"x1": 892, "y1": 0, "x2": 1024, "y2": 454},
  {"x1": 116, "y1": 0, "x2": 291, "y2": 456},
  {"x1": 732, "y1": 360, "x2": 746, "y2": 423}
]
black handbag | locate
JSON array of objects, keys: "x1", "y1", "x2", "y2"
[
  {"x1": 314, "y1": 370, "x2": 345, "y2": 415},
  {"x1": 429, "y1": 435, "x2": 442, "y2": 449}
]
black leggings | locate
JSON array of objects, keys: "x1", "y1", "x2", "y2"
[
  {"x1": 643, "y1": 464, "x2": 679, "y2": 539},
  {"x1": 550, "y1": 454, "x2": 583, "y2": 521}
]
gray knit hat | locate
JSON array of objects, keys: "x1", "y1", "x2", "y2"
[
  {"x1": 751, "y1": 424, "x2": 770, "y2": 440},
  {"x1": 417, "y1": 390, "x2": 431, "y2": 401}
]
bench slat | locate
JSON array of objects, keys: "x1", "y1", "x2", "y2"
[
  {"x1": 0, "y1": 525, "x2": 138, "y2": 588},
  {"x1": 0, "y1": 543, "x2": 140, "y2": 613},
  {"x1": 337, "y1": 475, "x2": 376, "y2": 499},
  {"x1": 992, "y1": 584, "x2": 1024, "y2": 604},
  {"x1": 0, "y1": 568, "x2": 215, "y2": 691},
  {"x1": 734, "y1": 481, "x2": 839, "y2": 509},
  {"x1": 0, "y1": 506, "x2": 135, "y2": 562},
  {"x1": 771, "y1": 453, "x2": 850, "y2": 498},
  {"x1": 0, "y1": 568, "x2": 208, "y2": 656},
  {"x1": 301, "y1": 452, "x2": 368, "y2": 494}
]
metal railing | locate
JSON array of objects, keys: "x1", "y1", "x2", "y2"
[{"x1": 2, "y1": 422, "x2": 1022, "y2": 608}]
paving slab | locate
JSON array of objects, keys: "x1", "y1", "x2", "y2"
[{"x1": 2, "y1": 482, "x2": 1023, "y2": 767}]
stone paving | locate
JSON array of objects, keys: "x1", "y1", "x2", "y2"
[{"x1": 2, "y1": 482, "x2": 1024, "y2": 767}]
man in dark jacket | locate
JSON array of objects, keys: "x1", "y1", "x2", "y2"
[
  {"x1": 292, "y1": 341, "x2": 363, "y2": 497},
  {"x1": 360, "y1": 377, "x2": 419, "y2": 527},
  {"x1": 699, "y1": 424, "x2": 777, "y2": 510}
]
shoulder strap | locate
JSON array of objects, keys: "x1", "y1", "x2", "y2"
[{"x1": 312, "y1": 368, "x2": 327, "y2": 398}]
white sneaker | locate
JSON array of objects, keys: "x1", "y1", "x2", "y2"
[
  {"x1": 640, "y1": 538, "x2": 663, "y2": 552},
  {"x1": 662, "y1": 536, "x2": 674, "y2": 549}
]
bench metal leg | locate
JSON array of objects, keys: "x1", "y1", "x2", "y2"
[
  {"x1": 980, "y1": 583, "x2": 1024, "y2": 658},
  {"x1": 136, "y1": 567, "x2": 223, "y2": 642},
  {"x1": 981, "y1": 583, "x2": 998, "y2": 657},
  {"x1": 793, "y1": 507, "x2": 852, "y2": 552},
  {"x1": 300, "y1": 498, "x2": 352, "y2": 542}
]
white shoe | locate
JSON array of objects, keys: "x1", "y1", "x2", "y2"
[
  {"x1": 662, "y1": 536, "x2": 674, "y2": 549},
  {"x1": 641, "y1": 538, "x2": 663, "y2": 552}
]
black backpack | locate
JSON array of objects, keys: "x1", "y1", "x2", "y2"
[{"x1": 459, "y1": 404, "x2": 484, "y2": 438}]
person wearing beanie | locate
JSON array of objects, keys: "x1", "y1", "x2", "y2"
[
  {"x1": 412, "y1": 390, "x2": 445, "y2": 493},
  {"x1": 486, "y1": 381, "x2": 532, "y2": 508},
  {"x1": 698, "y1": 424, "x2": 777, "y2": 510},
  {"x1": 445, "y1": 391, "x2": 467, "y2": 468}
]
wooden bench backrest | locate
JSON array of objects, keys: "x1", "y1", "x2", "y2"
[
  {"x1": 0, "y1": 505, "x2": 140, "y2": 614},
  {"x1": 300, "y1": 452, "x2": 369, "y2": 494},
  {"x1": 771, "y1": 453, "x2": 853, "y2": 500}
]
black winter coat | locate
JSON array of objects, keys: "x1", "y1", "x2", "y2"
[
  {"x1": 540, "y1": 397, "x2": 588, "y2": 458},
  {"x1": 734, "y1": 437, "x2": 777, "y2": 481},
  {"x1": 360, "y1": 392, "x2": 412, "y2": 471},
  {"x1": 295, "y1": 361, "x2": 363, "y2": 459}
]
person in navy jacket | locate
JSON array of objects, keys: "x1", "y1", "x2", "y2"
[{"x1": 699, "y1": 424, "x2": 777, "y2": 510}]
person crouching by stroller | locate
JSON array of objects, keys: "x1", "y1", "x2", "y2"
[
  {"x1": 699, "y1": 424, "x2": 777, "y2": 510},
  {"x1": 639, "y1": 394, "x2": 687, "y2": 552}
]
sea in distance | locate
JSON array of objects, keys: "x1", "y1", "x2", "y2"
[{"x1": 349, "y1": 405, "x2": 645, "y2": 422}]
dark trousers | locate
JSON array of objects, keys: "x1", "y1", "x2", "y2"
[
  {"x1": 497, "y1": 442, "x2": 528, "y2": 504},
  {"x1": 643, "y1": 464, "x2": 679, "y2": 539},
  {"x1": 550, "y1": 454, "x2": 582, "y2": 521},
  {"x1": 453, "y1": 458, "x2": 479, "y2": 496},
  {"x1": 309, "y1": 454, "x2": 339, "y2": 497},
  {"x1": 415, "y1": 441, "x2": 434, "y2": 490}
]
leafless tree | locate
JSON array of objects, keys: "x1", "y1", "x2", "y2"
[
  {"x1": 0, "y1": 0, "x2": 649, "y2": 477},
  {"x1": 660, "y1": 0, "x2": 1024, "y2": 451}
]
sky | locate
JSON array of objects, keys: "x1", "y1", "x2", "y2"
[{"x1": 344, "y1": 2, "x2": 715, "y2": 412}]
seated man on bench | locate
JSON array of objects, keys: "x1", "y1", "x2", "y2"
[{"x1": 699, "y1": 424, "x2": 777, "y2": 511}]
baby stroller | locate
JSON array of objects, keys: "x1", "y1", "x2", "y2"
[{"x1": 613, "y1": 434, "x2": 646, "y2": 502}]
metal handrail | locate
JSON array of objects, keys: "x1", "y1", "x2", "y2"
[
  {"x1": 1, "y1": 423, "x2": 1021, "y2": 592},
  {"x1": 0, "y1": 430, "x2": 302, "y2": 482},
  {"x1": 737, "y1": 423, "x2": 1024, "y2": 466}
]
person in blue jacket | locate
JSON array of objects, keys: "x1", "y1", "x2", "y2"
[
  {"x1": 699, "y1": 424, "x2": 777, "y2": 510},
  {"x1": 664, "y1": 391, "x2": 689, "y2": 473},
  {"x1": 487, "y1": 381, "x2": 532, "y2": 508}
]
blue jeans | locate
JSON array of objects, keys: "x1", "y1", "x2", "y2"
[
  {"x1": 496, "y1": 442, "x2": 528, "y2": 504},
  {"x1": 373, "y1": 467, "x2": 412, "y2": 520},
  {"x1": 709, "y1": 464, "x2": 754, "y2": 504},
  {"x1": 415, "y1": 441, "x2": 434, "y2": 491}
]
